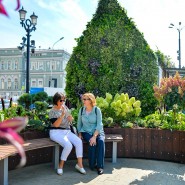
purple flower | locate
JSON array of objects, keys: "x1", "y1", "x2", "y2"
[
  {"x1": 0, "y1": 117, "x2": 28, "y2": 167},
  {"x1": 0, "y1": 0, "x2": 21, "y2": 16}
]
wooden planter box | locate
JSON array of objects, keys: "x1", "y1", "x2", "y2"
[
  {"x1": 2, "y1": 128, "x2": 185, "y2": 170},
  {"x1": 104, "y1": 128, "x2": 185, "y2": 163}
]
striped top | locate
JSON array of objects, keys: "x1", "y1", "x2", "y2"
[{"x1": 49, "y1": 105, "x2": 71, "y2": 129}]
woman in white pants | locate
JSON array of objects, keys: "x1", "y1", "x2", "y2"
[{"x1": 49, "y1": 92, "x2": 86, "y2": 175}]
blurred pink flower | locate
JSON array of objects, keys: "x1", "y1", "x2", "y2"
[
  {"x1": 0, "y1": 117, "x2": 28, "y2": 167},
  {"x1": 0, "y1": 0, "x2": 21, "y2": 16}
]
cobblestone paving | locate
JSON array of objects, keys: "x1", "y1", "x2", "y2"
[{"x1": 9, "y1": 158, "x2": 185, "y2": 185}]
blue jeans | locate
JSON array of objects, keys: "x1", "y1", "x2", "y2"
[{"x1": 82, "y1": 132, "x2": 105, "y2": 169}]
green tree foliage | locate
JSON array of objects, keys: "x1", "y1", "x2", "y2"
[
  {"x1": 155, "y1": 49, "x2": 175, "y2": 69},
  {"x1": 33, "y1": 92, "x2": 48, "y2": 102},
  {"x1": 65, "y1": 0, "x2": 158, "y2": 116},
  {"x1": 34, "y1": 101, "x2": 48, "y2": 113},
  {"x1": 47, "y1": 96, "x2": 53, "y2": 105},
  {"x1": 17, "y1": 93, "x2": 32, "y2": 110}
]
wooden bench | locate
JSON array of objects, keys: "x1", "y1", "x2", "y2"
[
  {"x1": 0, "y1": 134, "x2": 123, "y2": 185},
  {"x1": 0, "y1": 138, "x2": 59, "y2": 185}
]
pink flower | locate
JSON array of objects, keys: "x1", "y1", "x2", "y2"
[
  {"x1": 15, "y1": 0, "x2": 20, "y2": 11},
  {"x1": 0, "y1": 0, "x2": 8, "y2": 16},
  {"x1": 0, "y1": 0, "x2": 21, "y2": 16},
  {"x1": 0, "y1": 117, "x2": 28, "y2": 167}
]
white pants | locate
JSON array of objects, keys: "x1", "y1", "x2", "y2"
[{"x1": 49, "y1": 129, "x2": 83, "y2": 161}]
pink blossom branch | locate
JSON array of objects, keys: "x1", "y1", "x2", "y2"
[
  {"x1": 15, "y1": 0, "x2": 20, "y2": 10},
  {"x1": 0, "y1": 0, "x2": 21, "y2": 17},
  {"x1": 0, "y1": 0, "x2": 8, "y2": 16},
  {"x1": 0, "y1": 117, "x2": 28, "y2": 167}
]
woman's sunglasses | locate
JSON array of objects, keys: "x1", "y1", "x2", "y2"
[
  {"x1": 82, "y1": 98, "x2": 90, "y2": 101},
  {"x1": 60, "y1": 100, "x2": 65, "y2": 102}
]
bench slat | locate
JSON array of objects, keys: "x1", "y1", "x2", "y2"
[
  {"x1": 0, "y1": 134, "x2": 123, "y2": 160},
  {"x1": 105, "y1": 134, "x2": 123, "y2": 142},
  {"x1": 0, "y1": 138, "x2": 57, "y2": 160}
]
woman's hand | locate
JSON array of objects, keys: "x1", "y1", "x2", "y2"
[
  {"x1": 89, "y1": 136, "x2": 96, "y2": 146},
  {"x1": 67, "y1": 115, "x2": 74, "y2": 122},
  {"x1": 60, "y1": 106, "x2": 65, "y2": 117},
  {"x1": 78, "y1": 133, "x2": 83, "y2": 139},
  {"x1": 60, "y1": 111, "x2": 65, "y2": 119}
]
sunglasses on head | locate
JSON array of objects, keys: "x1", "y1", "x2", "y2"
[
  {"x1": 60, "y1": 99, "x2": 65, "y2": 102},
  {"x1": 82, "y1": 98, "x2": 90, "y2": 101}
]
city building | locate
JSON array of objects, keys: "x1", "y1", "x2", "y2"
[{"x1": 0, "y1": 48, "x2": 70, "y2": 99}]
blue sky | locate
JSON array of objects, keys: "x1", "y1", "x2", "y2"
[{"x1": 0, "y1": 0, "x2": 185, "y2": 67}]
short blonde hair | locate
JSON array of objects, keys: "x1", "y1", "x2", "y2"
[{"x1": 82, "y1": 93, "x2": 96, "y2": 106}]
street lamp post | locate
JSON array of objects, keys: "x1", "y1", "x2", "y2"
[
  {"x1": 18, "y1": 7, "x2": 38, "y2": 93},
  {"x1": 49, "y1": 37, "x2": 64, "y2": 87},
  {"x1": 169, "y1": 22, "x2": 184, "y2": 69}
]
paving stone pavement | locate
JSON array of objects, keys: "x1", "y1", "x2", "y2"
[{"x1": 9, "y1": 158, "x2": 185, "y2": 185}]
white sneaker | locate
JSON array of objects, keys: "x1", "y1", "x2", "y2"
[
  {"x1": 57, "y1": 168, "x2": 63, "y2": 175},
  {"x1": 75, "y1": 164, "x2": 86, "y2": 174}
]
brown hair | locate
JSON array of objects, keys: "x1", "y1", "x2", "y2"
[
  {"x1": 53, "y1": 92, "x2": 66, "y2": 105},
  {"x1": 82, "y1": 93, "x2": 96, "y2": 106}
]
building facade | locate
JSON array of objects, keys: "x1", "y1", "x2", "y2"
[{"x1": 0, "y1": 48, "x2": 70, "y2": 99}]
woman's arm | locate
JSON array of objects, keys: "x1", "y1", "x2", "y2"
[
  {"x1": 95, "y1": 107, "x2": 103, "y2": 132},
  {"x1": 52, "y1": 113, "x2": 65, "y2": 127},
  {"x1": 77, "y1": 107, "x2": 83, "y2": 138},
  {"x1": 89, "y1": 107, "x2": 103, "y2": 146},
  {"x1": 77, "y1": 108, "x2": 83, "y2": 131}
]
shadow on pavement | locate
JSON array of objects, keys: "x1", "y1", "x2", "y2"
[{"x1": 9, "y1": 158, "x2": 185, "y2": 185}]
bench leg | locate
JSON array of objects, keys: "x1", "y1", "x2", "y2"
[
  {"x1": 52, "y1": 145, "x2": 59, "y2": 170},
  {"x1": 112, "y1": 141, "x2": 117, "y2": 163},
  {"x1": 0, "y1": 158, "x2": 8, "y2": 185}
]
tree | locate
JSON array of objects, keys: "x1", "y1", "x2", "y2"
[
  {"x1": 33, "y1": 92, "x2": 48, "y2": 102},
  {"x1": 155, "y1": 49, "x2": 175, "y2": 69},
  {"x1": 66, "y1": 0, "x2": 158, "y2": 116},
  {"x1": 17, "y1": 93, "x2": 32, "y2": 110}
]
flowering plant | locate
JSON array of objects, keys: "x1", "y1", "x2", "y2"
[
  {"x1": 0, "y1": 117, "x2": 28, "y2": 167},
  {"x1": 153, "y1": 72, "x2": 185, "y2": 110},
  {"x1": 96, "y1": 93, "x2": 141, "y2": 127}
]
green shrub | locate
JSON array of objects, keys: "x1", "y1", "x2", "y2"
[
  {"x1": 47, "y1": 96, "x2": 53, "y2": 106},
  {"x1": 154, "y1": 72, "x2": 185, "y2": 110},
  {"x1": 33, "y1": 92, "x2": 48, "y2": 102},
  {"x1": 27, "y1": 119, "x2": 45, "y2": 131},
  {"x1": 17, "y1": 93, "x2": 32, "y2": 110},
  {"x1": 96, "y1": 92, "x2": 141, "y2": 127},
  {"x1": 65, "y1": 0, "x2": 158, "y2": 117},
  {"x1": 143, "y1": 106, "x2": 185, "y2": 131},
  {"x1": 34, "y1": 101, "x2": 48, "y2": 113}
]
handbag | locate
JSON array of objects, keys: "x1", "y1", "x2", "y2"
[{"x1": 70, "y1": 123, "x2": 78, "y2": 135}]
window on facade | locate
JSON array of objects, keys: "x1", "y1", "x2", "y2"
[
  {"x1": 51, "y1": 61, "x2": 56, "y2": 70},
  {"x1": 39, "y1": 62, "x2": 44, "y2": 70},
  {"x1": 8, "y1": 78, "x2": 11, "y2": 89},
  {"x1": 1, "y1": 61, "x2": 4, "y2": 70},
  {"x1": 38, "y1": 79, "x2": 43, "y2": 87},
  {"x1": 31, "y1": 62, "x2": 37, "y2": 70},
  {"x1": 31, "y1": 79, "x2": 36, "y2": 87},
  {"x1": 15, "y1": 61, "x2": 18, "y2": 70},
  {"x1": 60, "y1": 61, "x2": 64, "y2": 70},
  {"x1": 1, "y1": 79, "x2": 4, "y2": 89},
  {"x1": 8, "y1": 61, "x2": 11, "y2": 70},
  {"x1": 14, "y1": 78, "x2": 18, "y2": 89}
]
